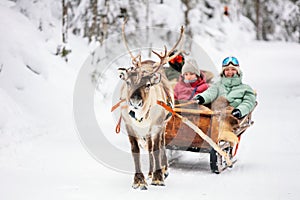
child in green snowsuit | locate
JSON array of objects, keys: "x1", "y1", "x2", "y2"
[{"x1": 194, "y1": 56, "x2": 256, "y2": 119}]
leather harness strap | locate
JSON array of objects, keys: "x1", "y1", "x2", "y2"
[
  {"x1": 156, "y1": 100, "x2": 176, "y2": 116},
  {"x1": 111, "y1": 99, "x2": 126, "y2": 112},
  {"x1": 111, "y1": 99, "x2": 127, "y2": 134},
  {"x1": 111, "y1": 100, "x2": 174, "y2": 134}
]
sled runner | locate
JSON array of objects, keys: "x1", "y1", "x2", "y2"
[{"x1": 163, "y1": 100, "x2": 257, "y2": 174}]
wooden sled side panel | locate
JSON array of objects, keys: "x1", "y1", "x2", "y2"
[{"x1": 165, "y1": 111, "x2": 215, "y2": 151}]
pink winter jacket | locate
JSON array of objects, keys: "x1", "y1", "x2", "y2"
[{"x1": 174, "y1": 72, "x2": 209, "y2": 100}]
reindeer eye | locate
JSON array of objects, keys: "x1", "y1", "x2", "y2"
[
  {"x1": 138, "y1": 101, "x2": 143, "y2": 107},
  {"x1": 146, "y1": 82, "x2": 151, "y2": 88}
]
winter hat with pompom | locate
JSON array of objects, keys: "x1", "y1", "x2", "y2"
[{"x1": 181, "y1": 58, "x2": 200, "y2": 77}]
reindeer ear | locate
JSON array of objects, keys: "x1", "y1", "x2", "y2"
[
  {"x1": 150, "y1": 72, "x2": 161, "y2": 85},
  {"x1": 118, "y1": 68, "x2": 128, "y2": 80}
]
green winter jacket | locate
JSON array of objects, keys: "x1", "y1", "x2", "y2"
[{"x1": 200, "y1": 72, "x2": 256, "y2": 117}]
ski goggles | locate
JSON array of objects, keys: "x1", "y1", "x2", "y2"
[{"x1": 222, "y1": 56, "x2": 239, "y2": 67}]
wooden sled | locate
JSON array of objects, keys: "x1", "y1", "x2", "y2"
[{"x1": 165, "y1": 101, "x2": 257, "y2": 174}]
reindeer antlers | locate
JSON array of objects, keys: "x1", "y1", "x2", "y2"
[
  {"x1": 122, "y1": 19, "x2": 185, "y2": 77},
  {"x1": 166, "y1": 26, "x2": 185, "y2": 59},
  {"x1": 152, "y1": 26, "x2": 185, "y2": 73},
  {"x1": 122, "y1": 18, "x2": 142, "y2": 67}
]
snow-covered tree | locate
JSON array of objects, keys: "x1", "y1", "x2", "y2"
[{"x1": 239, "y1": 0, "x2": 300, "y2": 42}]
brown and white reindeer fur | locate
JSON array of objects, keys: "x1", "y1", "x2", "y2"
[
  {"x1": 117, "y1": 22, "x2": 184, "y2": 190},
  {"x1": 211, "y1": 96, "x2": 239, "y2": 146},
  {"x1": 119, "y1": 62, "x2": 172, "y2": 189}
]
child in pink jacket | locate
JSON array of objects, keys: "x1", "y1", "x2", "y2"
[{"x1": 174, "y1": 59, "x2": 209, "y2": 100}]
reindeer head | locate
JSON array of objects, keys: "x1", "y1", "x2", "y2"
[
  {"x1": 118, "y1": 20, "x2": 184, "y2": 118},
  {"x1": 118, "y1": 60, "x2": 162, "y2": 111}
]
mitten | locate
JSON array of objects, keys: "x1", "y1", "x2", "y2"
[
  {"x1": 231, "y1": 108, "x2": 242, "y2": 119},
  {"x1": 194, "y1": 95, "x2": 205, "y2": 105}
]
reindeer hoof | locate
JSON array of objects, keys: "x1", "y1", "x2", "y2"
[
  {"x1": 151, "y1": 180, "x2": 165, "y2": 186},
  {"x1": 132, "y1": 173, "x2": 148, "y2": 190},
  {"x1": 132, "y1": 183, "x2": 148, "y2": 190},
  {"x1": 164, "y1": 171, "x2": 169, "y2": 179},
  {"x1": 140, "y1": 185, "x2": 148, "y2": 190}
]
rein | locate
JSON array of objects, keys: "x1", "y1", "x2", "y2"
[
  {"x1": 111, "y1": 99, "x2": 128, "y2": 134},
  {"x1": 111, "y1": 99, "x2": 126, "y2": 112}
]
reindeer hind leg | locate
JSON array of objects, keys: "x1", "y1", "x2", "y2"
[
  {"x1": 147, "y1": 137, "x2": 154, "y2": 180},
  {"x1": 161, "y1": 129, "x2": 169, "y2": 179}
]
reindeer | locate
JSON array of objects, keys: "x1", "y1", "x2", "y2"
[{"x1": 117, "y1": 22, "x2": 184, "y2": 190}]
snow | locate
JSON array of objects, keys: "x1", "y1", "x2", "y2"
[{"x1": 1, "y1": 1, "x2": 300, "y2": 199}]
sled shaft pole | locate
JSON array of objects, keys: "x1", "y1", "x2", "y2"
[
  {"x1": 175, "y1": 113, "x2": 232, "y2": 166},
  {"x1": 174, "y1": 101, "x2": 198, "y2": 107}
]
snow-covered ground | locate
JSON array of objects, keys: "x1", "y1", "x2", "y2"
[{"x1": 1, "y1": 1, "x2": 300, "y2": 200}]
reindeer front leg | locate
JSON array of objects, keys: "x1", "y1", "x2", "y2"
[
  {"x1": 150, "y1": 125, "x2": 165, "y2": 186},
  {"x1": 128, "y1": 134, "x2": 147, "y2": 190}
]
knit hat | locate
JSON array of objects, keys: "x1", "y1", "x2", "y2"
[
  {"x1": 181, "y1": 59, "x2": 200, "y2": 76},
  {"x1": 168, "y1": 50, "x2": 185, "y2": 72},
  {"x1": 221, "y1": 56, "x2": 241, "y2": 75}
]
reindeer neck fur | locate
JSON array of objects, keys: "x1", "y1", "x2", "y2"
[{"x1": 127, "y1": 83, "x2": 167, "y2": 128}]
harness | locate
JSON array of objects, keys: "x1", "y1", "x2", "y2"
[
  {"x1": 128, "y1": 110, "x2": 144, "y2": 122},
  {"x1": 111, "y1": 87, "x2": 173, "y2": 134},
  {"x1": 111, "y1": 100, "x2": 128, "y2": 133}
]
